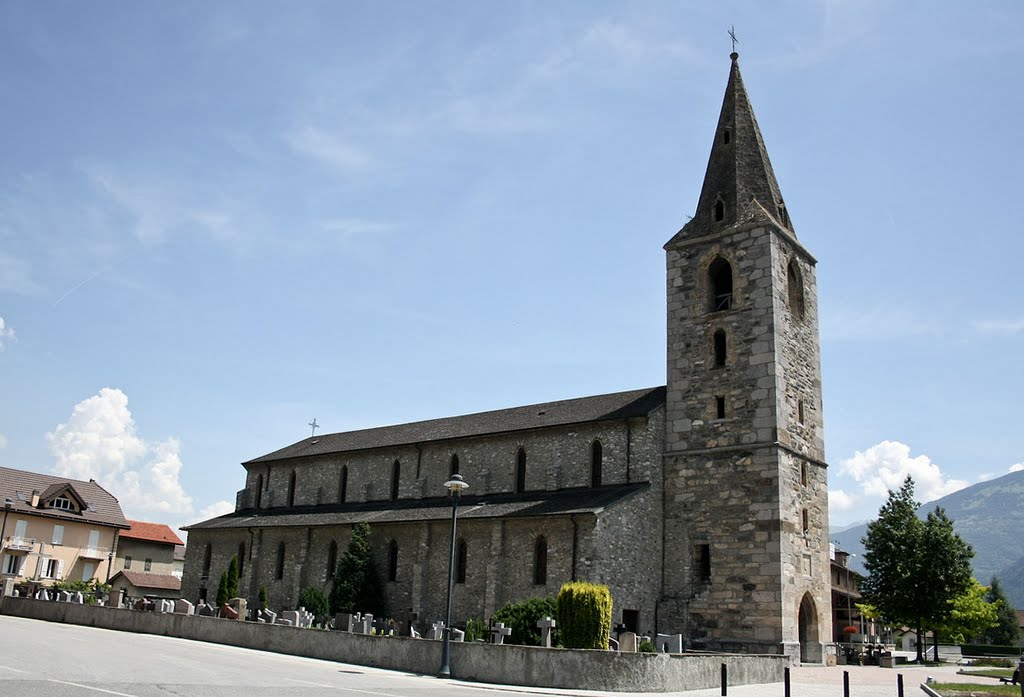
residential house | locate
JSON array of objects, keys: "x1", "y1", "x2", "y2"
[
  {"x1": 107, "y1": 519, "x2": 184, "y2": 603},
  {"x1": 0, "y1": 466, "x2": 127, "y2": 589}
]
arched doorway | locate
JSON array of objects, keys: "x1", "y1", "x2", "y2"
[{"x1": 798, "y1": 593, "x2": 822, "y2": 663}]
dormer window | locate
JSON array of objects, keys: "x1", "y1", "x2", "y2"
[{"x1": 49, "y1": 496, "x2": 73, "y2": 511}]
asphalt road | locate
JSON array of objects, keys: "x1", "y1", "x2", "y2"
[{"x1": 0, "y1": 615, "x2": 998, "y2": 697}]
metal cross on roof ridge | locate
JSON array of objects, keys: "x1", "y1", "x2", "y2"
[
  {"x1": 308, "y1": 418, "x2": 319, "y2": 437},
  {"x1": 728, "y1": 25, "x2": 739, "y2": 53}
]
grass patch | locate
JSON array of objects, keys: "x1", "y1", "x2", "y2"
[
  {"x1": 958, "y1": 668, "x2": 1016, "y2": 679},
  {"x1": 931, "y1": 682, "x2": 1021, "y2": 696}
]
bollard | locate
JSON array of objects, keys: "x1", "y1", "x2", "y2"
[
  {"x1": 843, "y1": 669, "x2": 850, "y2": 697},
  {"x1": 897, "y1": 673, "x2": 904, "y2": 697},
  {"x1": 720, "y1": 662, "x2": 727, "y2": 696},
  {"x1": 783, "y1": 666, "x2": 790, "y2": 697}
]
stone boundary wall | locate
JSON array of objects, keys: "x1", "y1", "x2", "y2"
[{"x1": 0, "y1": 597, "x2": 786, "y2": 692}]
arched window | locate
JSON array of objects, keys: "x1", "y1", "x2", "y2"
[
  {"x1": 202, "y1": 543, "x2": 212, "y2": 579},
  {"x1": 255, "y1": 474, "x2": 263, "y2": 508},
  {"x1": 590, "y1": 441, "x2": 603, "y2": 488},
  {"x1": 326, "y1": 540, "x2": 338, "y2": 581},
  {"x1": 515, "y1": 448, "x2": 526, "y2": 494},
  {"x1": 455, "y1": 539, "x2": 467, "y2": 584},
  {"x1": 287, "y1": 470, "x2": 296, "y2": 508},
  {"x1": 237, "y1": 542, "x2": 245, "y2": 579},
  {"x1": 713, "y1": 330, "x2": 727, "y2": 367},
  {"x1": 533, "y1": 536, "x2": 548, "y2": 586},
  {"x1": 275, "y1": 542, "x2": 286, "y2": 580},
  {"x1": 787, "y1": 259, "x2": 805, "y2": 319},
  {"x1": 449, "y1": 454, "x2": 460, "y2": 478},
  {"x1": 708, "y1": 257, "x2": 733, "y2": 311},
  {"x1": 338, "y1": 466, "x2": 348, "y2": 503},
  {"x1": 388, "y1": 540, "x2": 399, "y2": 582},
  {"x1": 714, "y1": 198, "x2": 725, "y2": 222},
  {"x1": 391, "y1": 460, "x2": 401, "y2": 501}
]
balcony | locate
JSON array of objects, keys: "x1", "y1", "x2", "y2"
[
  {"x1": 3, "y1": 536, "x2": 35, "y2": 552},
  {"x1": 79, "y1": 546, "x2": 109, "y2": 560}
]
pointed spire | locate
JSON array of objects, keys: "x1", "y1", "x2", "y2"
[{"x1": 673, "y1": 53, "x2": 794, "y2": 242}]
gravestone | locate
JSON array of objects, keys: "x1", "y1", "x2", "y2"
[
  {"x1": 275, "y1": 616, "x2": 293, "y2": 626},
  {"x1": 299, "y1": 608, "x2": 313, "y2": 628},
  {"x1": 56, "y1": 590, "x2": 72, "y2": 602},
  {"x1": 35, "y1": 589, "x2": 50, "y2": 601},
  {"x1": 655, "y1": 633, "x2": 684, "y2": 653},
  {"x1": 281, "y1": 610, "x2": 299, "y2": 626},
  {"x1": 336, "y1": 613, "x2": 358, "y2": 632},
  {"x1": 230, "y1": 598, "x2": 247, "y2": 622},
  {"x1": 221, "y1": 603, "x2": 238, "y2": 620},
  {"x1": 618, "y1": 631, "x2": 638, "y2": 652},
  {"x1": 174, "y1": 599, "x2": 194, "y2": 615},
  {"x1": 429, "y1": 621, "x2": 445, "y2": 640},
  {"x1": 609, "y1": 637, "x2": 620, "y2": 651},
  {"x1": 490, "y1": 622, "x2": 511, "y2": 645},
  {"x1": 259, "y1": 608, "x2": 277, "y2": 624},
  {"x1": 1, "y1": 578, "x2": 14, "y2": 597},
  {"x1": 409, "y1": 626, "x2": 420, "y2": 638},
  {"x1": 197, "y1": 602, "x2": 216, "y2": 617},
  {"x1": 360, "y1": 613, "x2": 374, "y2": 634},
  {"x1": 452, "y1": 628, "x2": 465, "y2": 642},
  {"x1": 537, "y1": 616, "x2": 557, "y2": 648},
  {"x1": 158, "y1": 599, "x2": 174, "y2": 613}
]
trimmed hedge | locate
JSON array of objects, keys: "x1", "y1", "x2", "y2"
[
  {"x1": 961, "y1": 644, "x2": 1024, "y2": 657},
  {"x1": 556, "y1": 581, "x2": 612, "y2": 650}
]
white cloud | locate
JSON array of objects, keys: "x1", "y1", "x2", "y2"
[
  {"x1": 1010, "y1": 463, "x2": 1024, "y2": 473},
  {"x1": 829, "y1": 488, "x2": 858, "y2": 513},
  {"x1": 196, "y1": 500, "x2": 234, "y2": 522},
  {"x1": 839, "y1": 440, "x2": 968, "y2": 504},
  {"x1": 0, "y1": 316, "x2": 14, "y2": 350},
  {"x1": 46, "y1": 388, "x2": 194, "y2": 520},
  {"x1": 284, "y1": 125, "x2": 373, "y2": 172},
  {"x1": 972, "y1": 319, "x2": 1024, "y2": 334}
]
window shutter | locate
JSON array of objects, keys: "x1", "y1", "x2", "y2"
[
  {"x1": 17, "y1": 555, "x2": 26, "y2": 576},
  {"x1": 56, "y1": 559, "x2": 64, "y2": 579}
]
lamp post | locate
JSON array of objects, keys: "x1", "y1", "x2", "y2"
[{"x1": 438, "y1": 474, "x2": 468, "y2": 678}]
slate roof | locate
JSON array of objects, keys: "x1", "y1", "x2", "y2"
[
  {"x1": 184, "y1": 482, "x2": 649, "y2": 531},
  {"x1": 109, "y1": 570, "x2": 182, "y2": 591},
  {"x1": 121, "y1": 520, "x2": 185, "y2": 546},
  {"x1": 0, "y1": 466, "x2": 128, "y2": 528},
  {"x1": 245, "y1": 386, "x2": 666, "y2": 465},
  {"x1": 668, "y1": 52, "x2": 793, "y2": 245}
]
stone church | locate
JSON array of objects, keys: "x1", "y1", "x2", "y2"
[{"x1": 183, "y1": 52, "x2": 832, "y2": 661}]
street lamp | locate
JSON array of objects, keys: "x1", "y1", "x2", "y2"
[{"x1": 438, "y1": 474, "x2": 468, "y2": 678}]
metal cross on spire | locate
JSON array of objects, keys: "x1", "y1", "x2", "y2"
[
  {"x1": 308, "y1": 418, "x2": 319, "y2": 437},
  {"x1": 728, "y1": 25, "x2": 739, "y2": 53}
]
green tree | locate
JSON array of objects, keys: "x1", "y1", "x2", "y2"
[
  {"x1": 982, "y1": 577, "x2": 1021, "y2": 646},
  {"x1": 258, "y1": 585, "x2": 268, "y2": 610},
  {"x1": 861, "y1": 477, "x2": 974, "y2": 662},
  {"x1": 935, "y1": 578, "x2": 998, "y2": 644},
  {"x1": 225, "y1": 555, "x2": 239, "y2": 600},
  {"x1": 216, "y1": 571, "x2": 230, "y2": 607},
  {"x1": 491, "y1": 596, "x2": 557, "y2": 646},
  {"x1": 328, "y1": 522, "x2": 387, "y2": 617},
  {"x1": 298, "y1": 586, "x2": 330, "y2": 623}
]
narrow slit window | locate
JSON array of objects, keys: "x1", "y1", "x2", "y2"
[
  {"x1": 276, "y1": 542, "x2": 286, "y2": 580},
  {"x1": 798, "y1": 399, "x2": 805, "y2": 424},
  {"x1": 391, "y1": 460, "x2": 400, "y2": 501},
  {"x1": 287, "y1": 470, "x2": 296, "y2": 507},
  {"x1": 722, "y1": 129, "x2": 731, "y2": 144},
  {"x1": 694, "y1": 544, "x2": 711, "y2": 585},
  {"x1": 339, "y1": 466, "x2": 348, "y2": 503},
  {"x1": 515, "y1": 448, "x2": 526, "y2": 494},
  {"x1": 455, "y1": 539, "x2": 467, "y2": 584},
  {"x1": 449, "y1": 454, "x2": 460, "y2": 478},
  {"x1": 326, "y1": 540, "x2": 338, "y2": 581},
  {"x1": 533, "y1": 536, "x2": 548, "y2": 585},
  {"x1": 591, "y1": 441, "x2": 603, "y2": 488},
  {"x1": 714, "y1": 199, "x2": 725, "y2": 222},
  {"x1": 801, "y1": 462, "x2": 808, "y2": 487},
  {"x1": 802, "y1": 509, "x2": 810, "y2": 535},
  {"x1": 388, "y1": 540, "x2": 399, "y2": 582},
  {"x1": 255, "y1": 474, "x2": 263, "y2": 508},
  {"x1": 237, "y1": 543, "x2": 245, "y2": 578},
  {"x1": 787, "y1": 259, "x2": 805, "y2": 319},
  {"x1": 715, "y1": 396, "x2": 726, "y2": 419},
  {"x1": 713, "y1": 330, "x2": 727, "y2": 367}
]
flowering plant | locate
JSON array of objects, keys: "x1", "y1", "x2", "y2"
[{"x1": 842, "y1": 625, "x2": 859, "y2": 634}]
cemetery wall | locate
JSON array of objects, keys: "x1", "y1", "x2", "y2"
[{"x1": 0, "y1": 596, "x2": 786, "y2": 692}]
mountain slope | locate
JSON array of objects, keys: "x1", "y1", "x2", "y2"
[{"x1": 831, "y1": 469, "x2": 1024, "y2": 605}]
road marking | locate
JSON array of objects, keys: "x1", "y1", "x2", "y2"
[
  {"x1": 282, "y1": 677, "x2": 400, "y2": 695},
  {"x1": 46, "y1": 680, "x2": 140, "y2": 697}
]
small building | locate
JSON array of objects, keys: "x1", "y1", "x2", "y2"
[
  {"x1": 115, "y1": 520, "x2": 184, "y2": 578},
  {"x1": 831, "y1": 547, "x2": 863, "y2": 643},
  {"x1": 108, "y1": 569, "x2": 181, "y2": 603},
  {"x1": 0, "y1": 466, "x2": 127, "y2": 589}
]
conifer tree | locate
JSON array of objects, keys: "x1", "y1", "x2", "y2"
[
  {"x1": 983, "y1": 577, "x2": 1021, "y2": 645},
  {"x1": 225, "y1": 555, "x2": 239, "y2": 600},
  {"x1": 216, "y1": 571, "x2": 230, "y2": 607},
  {"x1": 861, "y1": 476, "x2": 973, "y2": 662},
  {"x1": 329, "y1": 522, "x2": 387, "y2": 617}
]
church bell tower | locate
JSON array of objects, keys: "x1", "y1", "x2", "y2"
[{"x1": 659, "y1": 52, "x2": 831, "y2": 661}]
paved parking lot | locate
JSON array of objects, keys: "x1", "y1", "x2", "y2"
[{"x1": 0, "y1": 615, "x2": 995, "y2": 696}]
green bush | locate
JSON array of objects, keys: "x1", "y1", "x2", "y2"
[
  {"x1": 465, "y1": 618, "x2": 487, "y2": 642},
  {"x1": 556, "y1": 581, "x2": 612, "y2": 650},
  {"x1": 298, "y1": 586, "x2": 330, "y2": 622},
  {"x1": 258, "y1": 585, "x2": 268, "y2": 610},
  {"x1": 492, "y1": 596, "x2": 557, "y2": 646},
  {"x1": 639, "y1": 640, "x2": 656, "y2": 653}
]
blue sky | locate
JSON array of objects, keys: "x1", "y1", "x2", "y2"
[{"x1": 1, "y1": 1, "x2": 1022, "y2": 534}]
